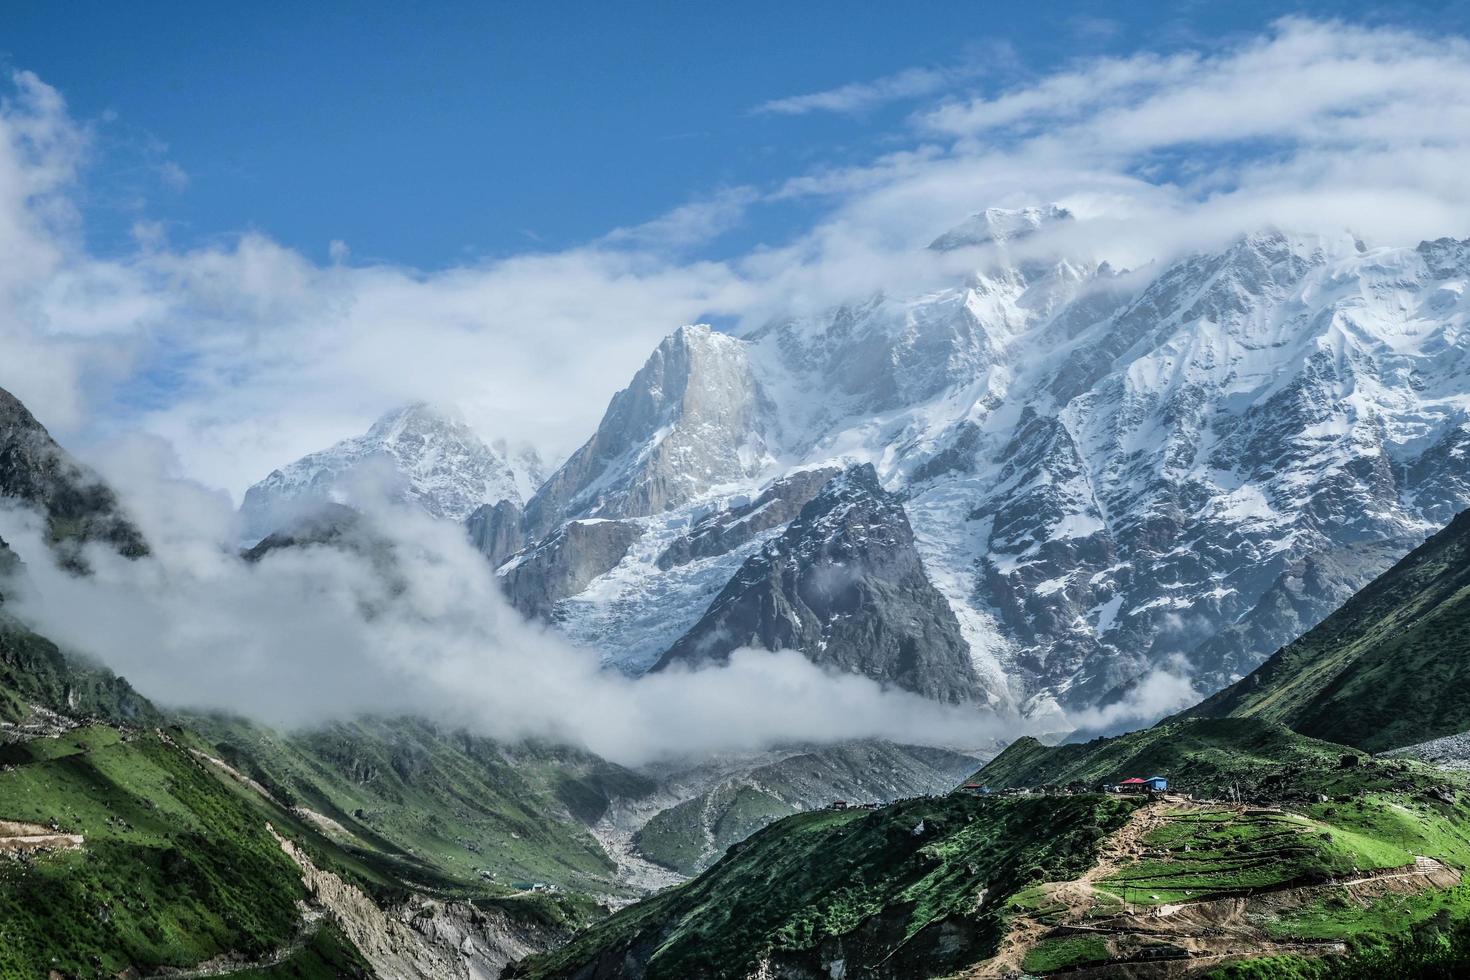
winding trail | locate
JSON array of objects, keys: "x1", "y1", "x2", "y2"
[{"x1": 961, "y1": 798, "x2": 1460, "y2": 978}]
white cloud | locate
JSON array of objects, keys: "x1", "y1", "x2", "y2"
[
  {"x1": 0, "y1": 470, "x2": 1002, "y2": 764},
  {"x1": 7, "y1": 20, "x2": 1470, "y2": 500},
  {"x1": 753, "y1": 64, "x2": 979, "y2": 117}
]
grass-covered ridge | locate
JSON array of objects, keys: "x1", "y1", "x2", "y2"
[
  {"x1": 181, "y1": 712, "x2": 656, "y2": 896},
  {"x1": 514, "y1": 794, "x2": 1141, "y2": 980},
  {"x1": 0, "y1": 727, "x2": 311, "y2": 977},
  {"x1": 1185, "y1": 507, "x2": 1470, "y2": 751},
  {"x1": 974, "y1": 717, "x2": 1409, "y2": 799}
]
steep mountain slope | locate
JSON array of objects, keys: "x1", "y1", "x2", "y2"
[
  {"x1": 525, "y1": 715, "x2": 1470, "y2": 980},
  {"x1": 631, "y1": 741, "x2": 982, "y2": 875},
  {"x1": 183, "y1": 713, "x2": 659, "y2": 895},
  {"x1": 655, "y1": 464, "x2": 985, "y2": 703},
  {"x1": 513, "y1": 794, "x2": 1142, "y2": 980},
  {"x1": 1183, "y1": 507, "x2": 1470, "y2": 752},
  {"x1": 519, "y1": 325, "x2": 775, "y2": 541},
  {"x1": 1180, "y1": 537, "x2": 1412, "y2": 693},
  {"x1": 482, "y1": 220, "x2": 1470, "y2": 722},
  {"x1": 0, "y1": 615, "x2": 159, "y2": 731},
  {"x1": 239, "y1": 403, "x2": 544, "y2": 543},
  {"x1": 0, "y1": 385, "x2": 148, "y2": 567}
]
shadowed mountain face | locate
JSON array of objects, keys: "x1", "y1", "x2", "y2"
[
  {"x1": 0, "y1": 386, "x2": 148, "y2": 570},
  {"x1": 1184, "y1": 506, "x2": 1470, "y2": 752},
  {"x1": 654, "y1": 464, "x2": 985, "y2": 704}
]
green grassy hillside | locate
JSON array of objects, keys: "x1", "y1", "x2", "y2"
[
  {"x1": 633, "y1": 741, "x2": 981, "y2": 875},
  {"x1": 182, "y1": 713, "x2": 656, "y2": 896},
  {"x1": 514, "y1": 794, "x2": 1141, "y2": 980},
  {"x1": 974, "y1": 718, "x2": 1390, "y2": 798},
  {"x1": 1185, "y1": 508, "x2": 1470, "y2": 751},
  {"x1": 0, "y1": 726, "x2": 318, "y2": 977},
  {"x1": 524, "y1": 716, "x2": 1470, "y2": 979}
]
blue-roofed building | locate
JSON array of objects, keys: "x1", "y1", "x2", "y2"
[{"x1": 1143, "y1": 776, "x2": 1169, "y2": 792}]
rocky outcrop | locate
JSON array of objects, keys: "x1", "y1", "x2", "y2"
[
  {"x1": 467, "y1": 498, "x2": 526, "y2": 568},
  {"x1": 0, "y1": 386, "x2": 148, "y2": 568},
  {"x1": 500, "y1": 519, "x2": 644, "y2": 619},
  {"x1": 520, "y1": 326, "x2": 775, "y2": 538},
  {"x1": 655, "y1": 464, "x2": 985, "y2": 703},
  {"x1": 655, "y1": 468, "x2": 839, "y2": 570},
  {"x1": 270, "y1": 824, "x2": 569, "y2": 980}
]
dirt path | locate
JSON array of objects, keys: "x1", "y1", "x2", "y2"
[
  {"x1": 965, "y1": 800, "x2": 1199, "y2": 979},
  {"x1": 959, "y1": 799, "x2": 1460, "y2": 978},
  {"x1": 146, "y1": 907, "x2": 326, "y2": 979},
  {"x1": 0, "y1": 819, "x2": 83, "y2": 856}
]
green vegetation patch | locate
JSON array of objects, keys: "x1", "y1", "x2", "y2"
[
  {"x1": 221, "y1": 922, "x2": 373, "y2": 980},
  {"x1": 1101, "y1": 807, "x2": 1403, "y2": 906},
  {"x1": 182, "y1": 713, "x2": 655, "y2": 896},
  {"x1": 0, "y1": 731, "x2": 308, "y2": 978},
  {"x1": 636, "y1": 783, "x2": 795, "y2": 875},
  {"x1": 1022, "y1": 933, "x2": 1111, "y2": 973},
  {"x1": 516, "y1": 794, "x2": 1141, "y2": 980}
]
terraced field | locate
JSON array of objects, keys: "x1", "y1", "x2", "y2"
[{"x1": 973, "y1": 799, "x2": 1467, "y2": 977}]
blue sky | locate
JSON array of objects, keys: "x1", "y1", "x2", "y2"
[
  {"x1": 5, "y1": 4, "x2": 1470, "y2": 497},
  {"x1": 8, "y1": 0, "x2": 1467, "y2": 269}
]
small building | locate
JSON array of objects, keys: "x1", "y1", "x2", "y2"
[
  {"x1": 1143, "y1": 775, "x2": 1169, "y2": 792},
  {"x1": 961, "y1": 783, "x2": 993, "y2": 795},
  {"x1": 831, "y1": 800, "x2": 848, "y2": 810},
  {"x1": 1118, "y1": 777, "x2": 1148, "y2": 794}
]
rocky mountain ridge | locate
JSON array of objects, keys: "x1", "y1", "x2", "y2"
[
  {"x1": 467, "y1": 215, "x2": 1470, "y2": 725},
  {"x1": 239, "y1": 402, "x2": 545, "y2": 544},
  {"x1": 239, "y1": 213, "x2": 1470, "y2": 727}
]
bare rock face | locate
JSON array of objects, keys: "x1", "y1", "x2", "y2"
[
  {"x1": 520, "y1": 325, "x2": 775, "y2": 538},
  {"x1": 466, "y1": 498, "x2": 526, "y2": 568},
  {"x1": 500, "y1": 519, "x2": 644, "y2": 620},
  {"x1": 271, "y1": 825, "x2": 567, "y2": 980},
  {"x1": 655, "y1": 464, "x2": 985, "y2": 704},
  {"x1": 655, "y1": 467, "x2": 840, "y2": 570},
  {"x1": 0, "y1": 386, "x2": 148, "y2": 569}
]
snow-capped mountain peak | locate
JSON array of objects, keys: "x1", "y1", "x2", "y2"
[
  {"x1": 239, "y1": 403, "x2": 544, "y2": 543},
  {"x1": 493, "y1": 215, "x2": 1470, "y2": 725},
  {"x1": 928, "y1": 204, "x2": 1073, "y2": 252}
]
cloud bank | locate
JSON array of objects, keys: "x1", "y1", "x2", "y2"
[{"x1": 0, "y1": 457, "x2": 1000, "y2": 764}]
